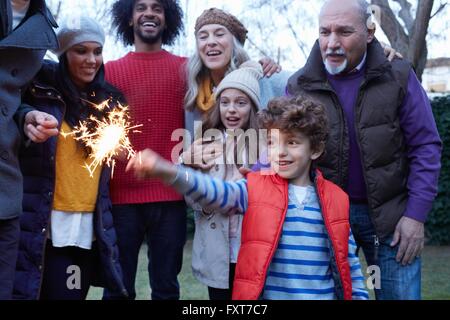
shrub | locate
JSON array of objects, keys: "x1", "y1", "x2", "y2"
[{"x1": 426, "y1": 95, "x2": 450, "y2": 245}]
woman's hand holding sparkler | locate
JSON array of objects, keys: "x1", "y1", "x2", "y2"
[
  {"x1": 126, "y1": 148, "x2": 178, "y2": 184},
  {"x1": 24, "y1": 111, "x2": 59, "y2": 143}
]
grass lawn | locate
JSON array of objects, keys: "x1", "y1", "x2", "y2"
[{"x1": 87, "y1": 241, "x2": 450, "y2": 300}]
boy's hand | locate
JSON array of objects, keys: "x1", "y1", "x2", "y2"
[{"x1": 126, "y1": 149, "x2": 177, "y2": 182}]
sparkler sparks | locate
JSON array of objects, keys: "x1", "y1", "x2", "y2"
[{"x1": 61, "y1": 100, "x2": 142, "y2": 177}]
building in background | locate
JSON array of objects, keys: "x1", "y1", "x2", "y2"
[{"x1": 423, "y1": 57, "x2": 450, "y2": 94}]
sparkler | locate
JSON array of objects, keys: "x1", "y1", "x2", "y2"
[{"x1": 61, "y1": 99, "x2": 142, "y2": 177}]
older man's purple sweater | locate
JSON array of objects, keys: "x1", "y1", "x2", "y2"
[{"x1": 327, "y1": 66, "x2": 442, "y2": 223}]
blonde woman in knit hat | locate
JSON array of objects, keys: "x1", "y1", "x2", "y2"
[
  {"x1": 184, "y1": 7, "x2": 290, "y2": 139},
  {"x1": 13, "y1": 16, "x2": 128, "y2": 300},
  {"x1": 180, "y1": 61, "x2": 264, "y2": 300}
]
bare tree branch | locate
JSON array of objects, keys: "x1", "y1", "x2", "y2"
[
  {"x1": 246, "y1": 36, "x2": 269, "y2": 57},
  {"x1": 280, "y1": 3, "x2": 310, "y2": 59},
  {"x1": 430, "y1": 1, "x2": 448, "y2": 19},
  {"x1": 55, "y1": 1, "x2": 62, "y2": 21},
  {"x1": 370, "y1": 0, "x2": 439, "y2": 80},
  {"x1": 410, "y1": 0, "x2": 434, "y2": 66},
  {"x1": 46, "y1": 0, "x2": 62, "y2": 21},
  {"x1": 371, "y1": 0, "x2": 410, "y2": 52},
  {"x1": 393, "y1": 0, "x2": 414, "y2": 34}
]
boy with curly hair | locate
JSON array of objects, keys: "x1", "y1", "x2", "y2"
[{"x1": 127, "y1": 96, "x2": 369, "y2": 300}]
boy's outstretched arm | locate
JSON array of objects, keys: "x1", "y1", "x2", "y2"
[
  {"x1": 127, "y1": 149, "x2": 248, "y2": 214},
  {"x1": 347, "y1": 231, "x2": 369, "y2": 300}
]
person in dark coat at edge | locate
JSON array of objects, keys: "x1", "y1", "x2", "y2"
[
  {"x1": 13, "y1": 15, "x2": 128, "y2": 300},
  {"x1": 0, "y1": 0, "x2": 60, "y2": 300}
]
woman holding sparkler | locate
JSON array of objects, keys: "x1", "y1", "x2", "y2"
[{"x1": 13, "y1": 16, "x2": 128, "y2": 300}]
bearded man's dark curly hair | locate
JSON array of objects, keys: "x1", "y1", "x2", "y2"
[{"x1": 111, "y1": 0, "x2": 183, "y2": 46}]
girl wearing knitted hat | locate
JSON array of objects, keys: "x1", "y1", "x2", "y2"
[
  {"x1": 184, "y1": 8, "x2": 290, "y2": 139},
  {"x1": 13, "y1": 16, "x2": 127, "y2": 300},
  {"x1": 180, "y1": 61, "x2": 264, "y2": 300}
]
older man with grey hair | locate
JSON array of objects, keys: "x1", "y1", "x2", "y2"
[{"x1": 287, "y1": 0, "x2": 442, "y2": 299}]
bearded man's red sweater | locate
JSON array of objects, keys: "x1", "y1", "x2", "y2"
[{"x1": 105, "y1": 50, "x2": 186, "y2": 204}]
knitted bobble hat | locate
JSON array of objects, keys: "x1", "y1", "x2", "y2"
[
  {"x1": 53, "y1": 16, "x2": 105, "y2": 57},
  {"x1": 195, "y1": 8, "x2": 248, "y2": 45}
]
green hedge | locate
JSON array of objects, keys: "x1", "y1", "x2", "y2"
[{"x1": 426, "y1": 95, "x2": 450, "y2": 245}]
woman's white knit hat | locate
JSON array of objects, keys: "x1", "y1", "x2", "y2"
[
  {"x1": 215, "y1": 61, "x2": 263, "y2": 109},
  {"x1": 53, "y1": 16, "x2": 105, "y2": 57}
]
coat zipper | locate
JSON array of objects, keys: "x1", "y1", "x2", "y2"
[
  {"x1": 36, "y1": 144, "x2": 59, "y2": 299},
  {"x1": 321, "y1": 83, "x2": 347, "y2": 189},
  {"x1": 36, "y1": 225, "x2": 50, "y2": 299},
  {"x1": 373, "y1": 235, "x2": 380, "y2": 263}
]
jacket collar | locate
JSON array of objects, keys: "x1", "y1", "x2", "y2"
[
  {"x1": 294, "y1": 38, "x2": 392, "y2": 91},
  {"x1": 263, "y1": 168, "x2": 324, "y2": 188},
  {"x1": 312, "y1": 168, "x2": 324, "y2": 190}
]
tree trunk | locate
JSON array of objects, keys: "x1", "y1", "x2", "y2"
[
  {"x1": 415, "y1": 44, "x2": 428, "y2": 82},
  {"x1": 409, "y1": 0, "x2": 434, "y2": 80},
  {"x1": 371, "y1": 0, "x2": 434, "y2": 81}
]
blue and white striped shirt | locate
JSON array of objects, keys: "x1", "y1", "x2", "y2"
[{"x1": 172, "y1": 166, "x2": 368, "y2": 300}]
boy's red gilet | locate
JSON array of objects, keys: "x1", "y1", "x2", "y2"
[{"x1": 232, "y1": 170, "x2": 353, "y2": 300}]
